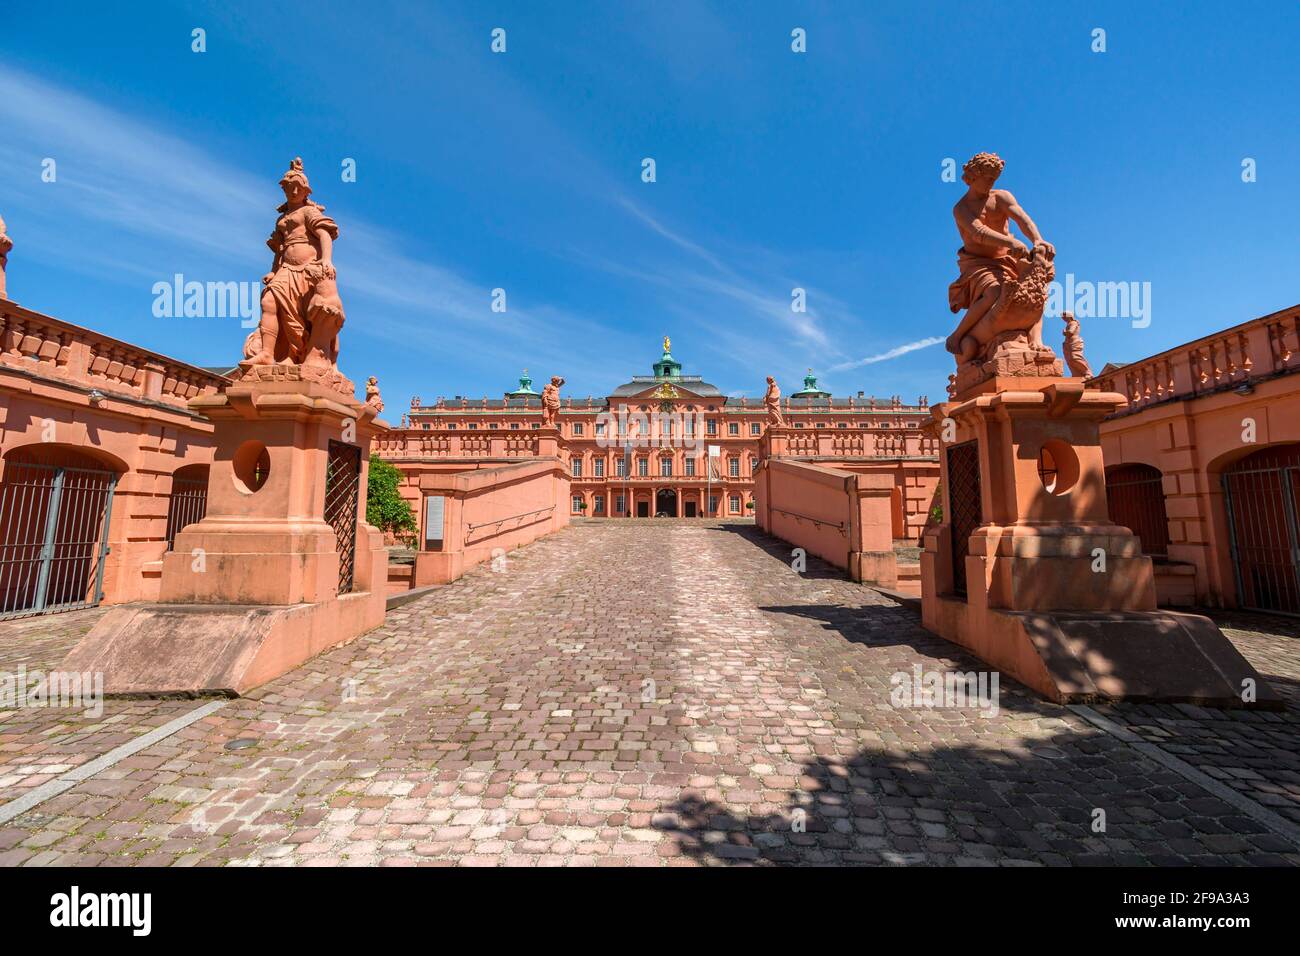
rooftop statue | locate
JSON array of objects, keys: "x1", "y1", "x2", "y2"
[
  {"x1": 1062, "y1": 311, "x2": 1093, "y2": 378},
  {"x1": 541, "y1": 375, "x2": 565, "y2": 427},
  {"x1": 240, "y1": 158, "x2": 351, "y2": 392},
  {"x1": 764, "y1": 375, "x2": 784, "y2": 426},
  {"x1": 0, "y1": 214, "x2": 12, "y2": 300},
  {"x1": 946, "y1": 153, "x2": 1062, "y2": 389}
]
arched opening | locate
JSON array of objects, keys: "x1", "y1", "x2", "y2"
[
  {"x1": 1105, "y1": 463, "x2": 1170, "y2": 557},
  {"x1": 166, "y1": 463, "x2": 210, "y2": 550},
  {"x1": 656, "y1": 488, "x2": 677, "y2": 518},
  {"x1": 1222, "y1": 444, "x2": 1300, "y2": 614},
  {"x1": 0, "y1": 444, "x2": 121, "y2": 618}
]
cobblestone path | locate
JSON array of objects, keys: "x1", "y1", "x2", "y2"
[{"x1": 0, "y1": 522, "x2": 1297, "y2": 866}]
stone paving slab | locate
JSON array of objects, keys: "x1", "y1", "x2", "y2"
[{"x1": 0, "y1": 522, "x2": 1296, "y2": 866}]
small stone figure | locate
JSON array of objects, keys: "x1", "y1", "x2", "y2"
[
  {"x1": 541, "y1": 375, "x2": 565, "y2": 427},
  {"x1": 242, "y1": 158, "x2": 346, "y2": 372},
  {"x1": 764, "y1": 376, "x2": 784, "y2": 426},
  {"x1": 946, "y1": 374, "x2": 958, "y2": 400},
  {"x1": 365, "y1": 376, "x2": 384, "y2": 412},
  {"x1": 1062, "y1": 312, "x2": 1093, "y2": 378},
  {"x1": 0, "y1": 214, "x2": 12, "y2": 300}
]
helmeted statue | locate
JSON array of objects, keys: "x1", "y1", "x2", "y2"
[
  {"x1": 764, "y1": 376, "x2": 784, "y2": 426},
  {"x1": 242, "y1": 158, "x2": 347, "y2": 376},
  {"x1": 946, "y1": 153, "x2": 1062, "y2": 389},
  {"x1": 541, "y1": 375, "x2": 564, "y2": 427}
]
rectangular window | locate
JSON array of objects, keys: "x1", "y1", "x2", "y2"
[
  {"x1": 706, "y1": 419, "x2": 717, "y2": 435},
  {"x1": 728, "y1": 422, "x2": 739, "y2": 436},
  {"x1": 616, "y1": 458, "x2": 628, "y2": 477},
  {"x1": 595, "y1": 422, "x2": 606, "y2": 437},
  {"x1": 594, "y1": 459, "x2": 605, "y2": 477},
  {"x1": 637, "y1": 458, "x2": 648, "y2": 477},
  {"x1": 750, "y1": 423, "x2": 761, "y2": 435},
  {"x1": 422, "y1": 423, "x2": 431, "y2": 430},
  {"x1": 468, "y1": 423, "x2": 478, "y2": 430},
  {"x1": 572, "y1": 496, "x2": 583, "y2": 514},
  {"x1": 837, "y1": 422, "x2": 848, "y2": 428},
  {"x1": 571, "y1": 458, "x2": 583, "y2": 478},
  {"x1": 594, "y1": 495, "x2": 605, "y2": 514},
  {"x1": 489, "y1": 423, "x2": 499, "y2": 430},
  {"x1": 729, "y1": 495, "x2": 741, "y2": 514},
  {"x1": 708, "y1": 495, "x2": 719, "y2": 515},
  {"x1": 685, "y1": 458, "x2": 696, "y2": 477},
  {"x1": 660, "y1": 458, "x2": 672, "y2": 477},
  {"x1": 615, "y1": 495, "x2": 625, "y2": 514},
  {"x1": 509, "y1": 423, "x2": 519, "y2": 430},
  {"x1": 448, "y1": 424, "x2": 458, "y2": 430},
  {"x1": 728, "y1": 458, "x2": 740, "y2": 478},
  {"x1": 794, "y1": 423, "x2": 805, "y2": 429},
  {"x1": 750, "y1": 457, "x2": 758, "y2": 473},
  {"x1": 572, "y1": 423, "x2": 585, "y2": 436}
]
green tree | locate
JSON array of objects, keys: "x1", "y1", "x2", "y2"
[{"x1": 367, "y1": 454, "x2": 416, "y2": 541}]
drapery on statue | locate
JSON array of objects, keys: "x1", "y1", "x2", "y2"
[
  {"x1": 241, "y1": 158, "x2": 347, "y2": 382},
  {"x1": 1062, "y1": 312, "x2": 1093, "y2": 378},
  {"x1": 540, "y1": 375, "x2": 564, "y2": 427},
  {"x1": 0, "y1": 214, "x2": 12, "y2": 300},
  {"x1": 946, "y1": 153, "x2": 1062, "y2": 388},
  {"x1": 764, "y1": 376, "x2": 784, "y2": 426}
]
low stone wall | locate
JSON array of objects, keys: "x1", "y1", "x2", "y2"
[
  {"x1": 413, "y1": 458, "x2": 571, "y2": 585},
  {"x1": 754, "y1": 458, "x2": 896, "y2": 586}
]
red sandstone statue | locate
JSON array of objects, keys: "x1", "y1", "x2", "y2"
[
  {"x1": 764, "y1": 376, "x2": 784, "y2": 426},
  {"x1": 243, "y1": 158, "x2": 346, "y2": 371},
  {"x1": 946, "y1": 153, "x2": 1059, "y2": 384},
  {"x1": 1062, "y1": 312, "x2": 1093, "y2": 378},
  {"x1": 365, "y1": 375, "x2": 384, "y2": 412},
  {"x1": 0, "y1": 215, "x2": 12, "y2": 301},
  {"x1": 541, "y1": 375, "x2": 564, "y2": 427}
]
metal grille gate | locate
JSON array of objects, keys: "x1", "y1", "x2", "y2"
[
  {"x1": 165, "y1": 474, "x2": 209, "y2": 550},
  {"x1": 324, "y1": 440, "x2": 362, "y2": 594},
  {"x1": 1105, "y1": 464, "x2": 1170, "y2": 557},
  {"x1": 946, "y1": 441, "x2": 981, "y2": 597},
  {"x1": 1223, "y1": 446, "x2": 1300, "y2": 615},
  {"x1": 0, "y1": 462, "x2": 117, "y2": 619}
]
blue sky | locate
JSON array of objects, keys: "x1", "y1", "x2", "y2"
[{"x1": 2, "y1": 1, "x2": 1298, "y2": 410}]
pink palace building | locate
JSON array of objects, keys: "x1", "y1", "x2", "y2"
[{"x1": 380, "y1": 339, "x2": 937, "y2": 533}]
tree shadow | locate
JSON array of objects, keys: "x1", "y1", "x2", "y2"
[{"x1": 654, "y1": 723, "x2": 1286, "y2": 866}]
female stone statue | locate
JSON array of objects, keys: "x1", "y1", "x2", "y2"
[{"x1": 243, "y1": 158, "x2": 346, "y2": 369}]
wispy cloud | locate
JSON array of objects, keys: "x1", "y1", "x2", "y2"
[{"x1": 829, "y1": 336, "x2": 944, "y2": 372}]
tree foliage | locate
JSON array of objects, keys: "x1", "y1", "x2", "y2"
[{"x1": 366, "y1": 454, "x2": 416, "y2": 538}]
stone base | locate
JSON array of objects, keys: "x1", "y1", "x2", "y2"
[
  {"x1": 923, "y1": 595, "x2": 1282, "y2": 708},
  {"x1": 849, "y1": 549, "x2": 898, "y2": 587},
  {"x1": 59, "y1": 589, "x2": 384, "y2": 697}
]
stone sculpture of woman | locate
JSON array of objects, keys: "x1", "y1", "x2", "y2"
[
  {"x1": 764, "y1": 376, "x2": 784, "y2": 426},
  {"x1": 243, "y1": 158, "x2": 346, "y2": 370},
  {"x1": 1062, "y1": 312, "x2": 1093, "y2": 378},
  {"x1": 0, "y1": 214, "x2": 12, "y2": 300}
]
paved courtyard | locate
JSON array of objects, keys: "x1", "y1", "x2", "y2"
[{"x1": 1, "y1": 521, "x2": 1298, "y2": 866}]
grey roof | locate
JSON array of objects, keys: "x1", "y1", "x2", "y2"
[{"x1": 609, "y1": 375, "x2": 724, "y2": 398}]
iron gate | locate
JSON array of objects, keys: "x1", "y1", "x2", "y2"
[
  {"x1": 0, "y1": 461, "x2": 117, "y2": 619},
  {"x1": 1105, "y1": 463, "x2": 1170, "y2": 557},
  {"x1": 946, "y1": 440, "x2": 981, "y2": 597},
  {"x1": 165, "y1": 473, "x2": 209, "y2": 550},
  {"x1": 324, "y1": 440, "x2": 362, "y2": 594},
  {"x1": 1223, "y1": 446, "x2": 1300, "y2": 615}
]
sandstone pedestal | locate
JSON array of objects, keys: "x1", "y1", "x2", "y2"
[
  {"x1": 61, "y1": 373, "x2": 389, "y2": 696},
  {"x1": 922, "y1": 378, "x2": 1280, "y2": 708}
]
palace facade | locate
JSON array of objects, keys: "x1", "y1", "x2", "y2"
[{"x1": 387, "y1": 340, "x2": 934, "y2": 526}]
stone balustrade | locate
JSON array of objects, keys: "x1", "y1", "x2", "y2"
[
  {"x1": 1089, "y1": 304, "x2": 1300, "y2": 415},
  {"x1": 373, "y1": 428, "x2": 559, "y2": 460},
  {"x1": 0, "y1": 301, "x2": 226, "y2": 409},
  {"x1": 759, "y1": 426, "x2": 939, "y2": 461}
]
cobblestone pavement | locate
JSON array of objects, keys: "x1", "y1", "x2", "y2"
[{"x1": 0, "y1": 522, "x2": 1297, "y2": 866}]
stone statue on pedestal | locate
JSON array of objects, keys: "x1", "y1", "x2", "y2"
[
  {"x1": 946, "y1": 153, "x2": 1062, "y2": 390},
  {"x1": 365, "y1": 376, "x2": 384, "y2": 412},
  {"x1": 541, "y1": 375, "x2": 564, "y2": 427},
  {"x1": 241, "y1": 158, "x2": 351, "y2": 392},
  {"x1": 1062, "y1": 312, "x2": 1093, "y2": 378},
  {"x1": 764, "y1": 376, "x2": 784, "y2": 426}
]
